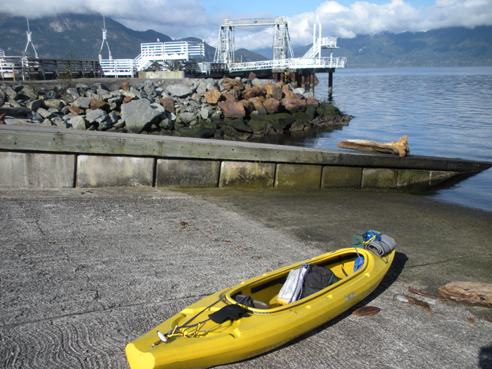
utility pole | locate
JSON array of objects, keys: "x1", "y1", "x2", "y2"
[
  {"x1": 23, "y1": 18, "x2": 39, "y2": 59},
  {"x1": 98, "y1": 15, "x2": 113, "y2": 62}
]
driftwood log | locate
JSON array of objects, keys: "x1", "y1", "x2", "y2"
[
  {"x1": 337, "y1": 135, "x2": 409, "y2": 157},
  {"x1": 438, "y1": 281, "x2": 492, "y2": 308}
]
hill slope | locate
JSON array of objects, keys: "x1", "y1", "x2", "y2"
[
  {"x1": 1, "y1": 13, "x2": 491, "y2": 66},
  {"x1": 0, "y1": 14, "x2": 172, "y2": 59},
  {"x1": 293, "y1": 26, "x2": 492, "y2": 67}
]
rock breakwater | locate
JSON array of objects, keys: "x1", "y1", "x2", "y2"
[{"x1": 0, "y1": 77, "x2": 351, "y2": 140}]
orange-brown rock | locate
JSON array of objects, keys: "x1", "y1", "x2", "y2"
[
  {"x1": 222, "y1": 90, "x2": 240, "y2": 102},
  {"x1": 120, "y1": 81, "x2": 130, "y2": 91},
  {"x1": 263, "y1": 97, "x2": 280, "y2": 114},
  {"x1": 438, "y1": 281, "x2": 492, "y2": 308},
  {"x1": 247, "y1": 97, "x2": 266, "y2": 115},
  {"x1": 218, "y1": 99, "x2": 246, "y2": 119},
  {"x1": 90, "y1": 99, "x2": 109, "y2": 111},
  {"x1": 159, "y1": 97, "x2": 175, "y2": 113},
  {"x1": 281, "y1": 96, "x2": 306, "y2": 113},
  {"x1": 223, "y1": 78, "x2": 243, "y2": 91},
  {"x1": 68, "y1": 106, "x2": 83, "y2": 115},
  {"x1": 204, "y1": 88, "x2": 221, "y2": 105},
  {"x1": 242, "y1": 86, "x2": 263, "y2": 100},
  {"x1": 123, "y1": 96, "x2": 134, "y2": 104},
  {"x1": 265, "y1": 83, "x2": 282, "y2": 100},
  {"x1": 306, "y1": 97, "x2": 319, "y2": 106},
  {"x1": 282, "y1": 84, "x2": 295, "y2": 98},
  {"x1": 241, "y1": 99, "x2": 255, "y2": 113}
]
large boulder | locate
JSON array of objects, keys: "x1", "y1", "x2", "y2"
[
  {"x1": 73, "y1": 97, "x2": 92, "y2": 109},
  {"x1": 223, "y1": 118, "x2": 252, "y2": 133},
  {"x1": 179, "y1": 112, "x2": 196, "y2": 125},
  {"x1": 316, "y1": 102, "x2": 342, "y2": 118},
  {"x1": 85, "y1": 109, "x2": 107, "y2": 124},
  {"x1": 305, "y1": 97, "x2": 319, "y2": 107},
  {"x1": 282, "y1": 96, "x2": 306, "y2": 113},
  {"x1": 20, "y1": 85, "x2": 38, "y2": 100},
  {"x1": 247, "y1": 97, "x2": 266, "y2": 115},
  {"x1": 159, "y1": 97, "x2": 175, "y2": 113},
  {"x1": 44, "y1": 99, "x2": 63, "y2": 110},
  {"x1": 222, "y1": 78, "x2": 242, "y2": 91},
  {"x1": 282, "y1": 84, "x2": 295, "y2": 98},
  {"x1": 242, "y1": 86, "x2": 263, "y2": 100},
  {"x1": 68, "y1": 106, "x2": 83, "y2": 116},
  {"x1": 204, "y1": 89, "x2": 221, "y2": 105},
  {"x1": 27, "y1": 99, "x2": 44, "y2": 111},
  {"x1": 121, "y1": 99, "x2": 162, "y2": 133},
  {"x1": 165, "y1": 82, "x2": 195, "y2": 98},
  {"x1": 263, "y1": 98, "x2": 280, "y2": 114},
  {"x1": 265, "y1": 83, "x2": 282, "y2": 100},
  {"x1": 69, "y1": 116, "x2": 87, "y2": 130},
  {"x1": 90, "y1": 99, "x2": 109, "y2": 111},
  {"x1": 218, "y1": 99, "x2": 245, "y2": 119}
]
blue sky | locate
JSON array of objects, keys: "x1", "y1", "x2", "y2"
[
  {"x1": 205, "y1": 0, "x2": 432, "y2": 16},
  {"x1": 3, "y1": 0, "x2": 492, "y2": 47}
]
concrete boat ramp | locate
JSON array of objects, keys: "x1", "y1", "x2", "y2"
[{"x1": 0, "y1": 127, "x2": 491, "y2": 369}]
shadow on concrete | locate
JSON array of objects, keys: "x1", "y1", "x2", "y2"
[
  {"x1": 236, "y1": 251, "x2": 408, "y2": 363},
  {"x1": 480, "y1": 345, "x2": 492, "y2": 369}
]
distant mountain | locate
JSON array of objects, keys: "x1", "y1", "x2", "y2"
[
  {"x1": 234, "y1": 48, "x2": 267, "y2": 62},
  {"x1": 1, "y1": 13, "x2": 491, "y2": 67},
  {"x1": 292, "y1": 26, "x2": 492, "y2": 67}
]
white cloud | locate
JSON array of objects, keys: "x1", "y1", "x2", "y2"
[
  {"x1": 288, "y1": 0, "x2": 492, "y2": 46},
  {"x1": 2, "y1": 0, "x2": 492, "y2": 48},
  {"x1": 2, "y1": 0, "x2": 216, "y2": 39}
]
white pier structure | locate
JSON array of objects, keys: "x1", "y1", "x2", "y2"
[
  {"x1": 97, "y1": 15, "x2": 205, "y2": 78},
  {"x1": 214, "y1": 17, "x2": 346, "y2": 74},
  {"x1": 100, "y1": 41, "x2": 205, "y2": 77},
  {"x1": 0, "y1": 49, "x2": 16, "y2": 79}
]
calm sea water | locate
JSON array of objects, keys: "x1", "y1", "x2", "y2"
[{"x1": 297, "y1": 67, "x2": 492, "y2": 212}]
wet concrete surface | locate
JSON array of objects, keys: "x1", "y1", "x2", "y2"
[{"x1": 0, "y1": 188, "x2": 491, "y2": 369}]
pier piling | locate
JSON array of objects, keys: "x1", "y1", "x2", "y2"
[{"x1": 328, "y1": 68, "x2": 334, "y2": 100}]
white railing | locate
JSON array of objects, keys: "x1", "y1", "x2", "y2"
[
  {"x1": 0, "y1": 55, "x2": 23, "y2": 79},
  {"x1": 100, "y1": 59, "x2": 135, "y2": 77},
  {"x1": 228, "y1": 56, "x2": 347, "y2": 72},
  {"x1": 302, "y1": 36, "x2": 338, "y2": 59},
  {"x1": 101, "y1": 41, "x2": 205, "y2": 77}
]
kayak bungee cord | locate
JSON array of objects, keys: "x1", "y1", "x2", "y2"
[{"x1": 152, "y1": 296, "x2": 224, "y2": 347}]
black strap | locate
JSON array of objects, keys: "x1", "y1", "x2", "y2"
[{"x1": 209, "y1": 304, "x2": 250, "y2": 324}]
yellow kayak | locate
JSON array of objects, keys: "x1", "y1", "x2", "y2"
[{"x1": 126, "y1": 247, "x2": 395, "y2": 369}]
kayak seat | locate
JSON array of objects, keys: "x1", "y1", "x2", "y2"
[{"x1": 252, "y1": 300, "x2": 269, "y2": 309}]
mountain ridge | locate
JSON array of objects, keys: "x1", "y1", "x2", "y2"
[{"x1": 1, "y1": 13, "x2": 491, "y2": 67}]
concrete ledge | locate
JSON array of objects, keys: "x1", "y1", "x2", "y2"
[
  {"x1": 156, "y1": 159, "x2": 220, "y2": 187},
  {"x1": 0, "y1": 152, "x2": 74, "y2": 188},
  {"x1": 322, "y1": 166, "x2": 362, "y2": 188},
  {"x1": 77, "y1": 155, "x2": 153, "y2": 187},
  {"x1": 275, "y1": 164, "x2": 322, "y2": 189},
  {"x1": 0, "y1": 126, "x2": 490, "y2": 191},
  {"x1": 219, "y1": 161, "x2": 275, "y2": 188},
  {"x1": 397, "y1": 169, "x2": 432, "y2": 188},
  {"x1": 362, "y1": 168, "x2": 399, "y2": 189},
  {"x1": 1, "y1": 126, "x2": 489, "y2": 172},
  {"x1": 430, "y1": 170, "x2": 461, "y2": 185}
]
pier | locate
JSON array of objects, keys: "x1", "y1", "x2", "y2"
[{"x1": 1, "y1": 16, "x2": 346, "y2": 98}]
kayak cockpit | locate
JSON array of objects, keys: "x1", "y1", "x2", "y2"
[{"x1": 226, "y1": 249, "x2": 369, "y2": 312}]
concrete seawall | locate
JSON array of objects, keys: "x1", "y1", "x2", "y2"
[{"x1": 0, "y1": 125, "x2": 490, "y2": 190}]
